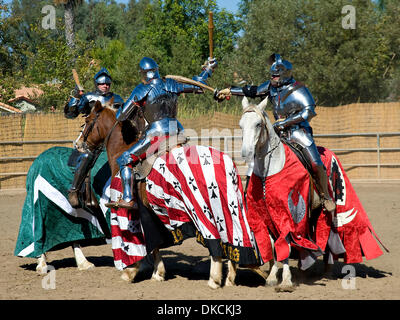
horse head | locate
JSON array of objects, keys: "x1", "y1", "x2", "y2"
[
  {"x1": 239, "y1": 96, "x2": 270, "y2": 162},
  {"x1": 81, "y1": 99, "x2": 117, "y2": 151}
]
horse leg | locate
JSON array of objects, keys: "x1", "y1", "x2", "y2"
[
  {"x1": 151, "y1": 248, "x2": 166, "y2": 282},
  {"x1": 266, "y1": 259, "x2": 279, "y2": 286},
  {"x1": 276, "y1": 259, "x2": 295, "y2": 292},
  {"x1": 36, "y1": 253, "x2": 48, "y2": 274},
  {"x1": 72, "y1": 243, "x2": 94, "y2": 271},
  {"x1": 266, "y1": 235, "x2": 279, "y2": 286},
  {"x1": 121, "y1": 262, "x2": 141, "y2": 282},
  {"x1": 208, "y1": 256, "x2": 223, "y2": 289},
  {"x1": 224, "y1": 260, "x2": 237, "y2": 287}
]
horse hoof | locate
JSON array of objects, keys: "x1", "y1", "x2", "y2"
[
  {"x1": 207, "y1": 279, "x2": 221, "y2": 290},
  {"x1": 224, "y1": 279, "x2": 236, "y2": 287},
  {"x1": 275, "y1": 282, "x2": 295, "y2": 293},
  {"x1": 121, "y1": 269, "x2": 138, "y2": 282},
  {"x1": 151, "y1": 273, "x2": 165, "y2": 282},
  {"x1": 36, "y1": 265, "x2": 48, "y2": 275},
  {"x1": 266, "y1": 279, "x2": 278, "y2": 287},
  {"x1": 78, "y1": 261, "x2": 95, "y2": 271},
  {"x1": 121, "y1": 272, "x2": 133, "y2": 282}
]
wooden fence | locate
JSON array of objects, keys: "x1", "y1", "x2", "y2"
[{"x1": 0, "y1": 102, "x2": 399, "y2": 190}]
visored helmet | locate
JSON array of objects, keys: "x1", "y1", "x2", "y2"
[
  {"x1": 268, "y1": 53, "x2": 293, "y2": 87},
  {"x1": 139, "y1": 57, "x2": 160, "y2": 84},
  {"x1": 94, "y1": 67, "x2": 112, "y2": 92}
]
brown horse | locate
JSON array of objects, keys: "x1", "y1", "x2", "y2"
[{"x1": 81, "y1": 100, "x2": 267, "y2": 289}]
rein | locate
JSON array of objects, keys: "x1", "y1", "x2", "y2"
[{"x1": 82, "y1": 107, "x2": 119, "y2": 152}]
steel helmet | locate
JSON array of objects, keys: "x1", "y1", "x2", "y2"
[
  {"x1": 94, "y1": 67, "x2": 112, "y2": 93},
  {"x1": 139, "y1": 57, "x2": 160, "y2": 83},
  {"x1": 268, "y1": 53, "x2": 293, "y2": 87}
]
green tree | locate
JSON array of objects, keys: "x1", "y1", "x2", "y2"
[{"x1": 233, "y1": 0, "x2": 393, "y2": 106}]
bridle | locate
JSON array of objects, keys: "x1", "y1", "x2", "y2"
[
  {"x1": 241, "y1": 105, "x2": 280, "y2": 157},
  {"x1": 81, "y1": 106, "x2": 119, "y2": 153}
]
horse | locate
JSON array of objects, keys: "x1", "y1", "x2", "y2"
[
  {"x1": 14, "y1": 146, "x2": 112, "y2": 274},
  {"x1": 82, "y1": 100, "x2": 267, "y2": 289},
  {"x1": 239, "y1": 96, "x2": 388, "y2": 291}
]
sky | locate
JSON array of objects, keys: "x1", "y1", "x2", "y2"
[
  {"x1": 115, "y1": 0, "x2": 240, "y2": 13},
  {"x1": 2, "y1": 0, "x2": 240, "y2": 13}
]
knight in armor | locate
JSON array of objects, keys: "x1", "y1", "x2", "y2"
[
  {"x1": 64, "y1": 67, "x2": 124, "y2": 208},
  {"x1": 214, "y1": 53, "x2": 336, "y2": 213},
  {"x1": 105, "y1": 56, "x2": 217, "y2": 210}
]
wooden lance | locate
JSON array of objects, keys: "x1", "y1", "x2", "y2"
[
  {"x1": 208, "y1": 11, "x2": 214, "y2": 59},
  {"x1": 72, "y1": 69, "x2": 84, "y2": 92}
]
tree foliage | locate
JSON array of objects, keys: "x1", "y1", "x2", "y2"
[
  {"x1": 0, "y1": 0, "x2": 399, "y2": 112},
  {"x1": 231, "y1": 0, "x2": 397, "y2": 106}
]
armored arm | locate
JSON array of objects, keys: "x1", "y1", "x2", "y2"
[
  {"x1": 182, "y1": 57, "x2": 217, "y2": 94},
  {"x1": 116, "y1": 84, "x2": 150, "y2": 121},
  {"x1": 116, "y1": 97, "x2": 138, "y2": 121},
  {"x1": 274, "y1": 105, "x2": 316, "y2": 131},
  {"x1": 64, "y1": 92, "x2": 89, "y2": 119},
  {"x1": 273, "y1": 86, "x2": 317, "y2": 131},
  {"x1": 215, "y1": 81, "x2": 270, "y2": 101}
]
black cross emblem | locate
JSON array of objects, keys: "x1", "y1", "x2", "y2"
[
  {"x1": 188, "y1": 177, "x2": 198, "y2": 191},
  {"x1": 122, "y1": 243, "x2": 130, "y2": 252},
  {"x1": 215, "y1": 216, "x2": 225, "y2": 232},
  {"x1": 208, "y1": 182, "x2": 219, "y2": 199},
  {"x1": 229, "y1": 169, "x2": 238, "y2": 186},
  {"x1": 203, "y1": 205, "x2": 213, "y2": 220},
  {"x1": 173, "y1": 181, "x2": 182, "y2": 192},
  {"x1": 159, "y1": 163, "x2": 166, "y2": 174},
  {"x1": 176, "y1": 152, "x2": 185, "y2": 164},
  {"x1": 229, "y1": 201, "x2": 238, "y2": 216},
  {"x1": 199, "y1": 153, "x2": 211, "y2": 165}
]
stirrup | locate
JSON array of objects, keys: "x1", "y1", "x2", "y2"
[
  {"x1": 68, "y1": 189, "x2": 80, "y2": 208},
  {"x1": 105, "y1": 199, "x2": 138, "y2": 210}
]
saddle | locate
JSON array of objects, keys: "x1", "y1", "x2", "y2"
[{"x1": 133, "y1": 133, "x2": 189, "y2": 180}]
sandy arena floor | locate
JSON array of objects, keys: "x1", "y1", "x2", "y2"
[{"x1": 0, "y1": 182, "x2": 399, "y2": 301}]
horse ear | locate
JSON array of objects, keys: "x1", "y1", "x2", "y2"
[
  {"x1": 105, "y1": 96, "x2": 114, "y2": 108},
  {"x1": 241, "y1": 96, "x2": 250, "y2": 110},
  {"x1": 257, "y1": 97, "x2": 269, "y2": 111},
  {"x1": 94, "y1": 100, "x2": 103, "y2": 113}
]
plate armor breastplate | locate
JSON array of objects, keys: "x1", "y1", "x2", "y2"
[
  {"x1": 140, "y1": 78, "x2": 182, "y2": 124},
  {"x1": 84, "y1": 92, "x2": 124, "y2": 109},
  {"x1": 269, "y1": 82, "x2": 315, "y2": 123}
]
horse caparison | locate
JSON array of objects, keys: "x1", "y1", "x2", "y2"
[{"x1": 82, "y1": 100, "x2": 268, "y2": 289}]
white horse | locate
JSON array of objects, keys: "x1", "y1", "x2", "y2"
[{"x1": 239, "y1": 96, "x2": 296, "y2": 291}]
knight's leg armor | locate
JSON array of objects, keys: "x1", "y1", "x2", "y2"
[
  {"x1": 300, "y1": 144, "x2": 336, "y2": 212},
  {"x1": 105, "y1": 136, "x2": 151, "y2": 210},
  {"x1": 106, "y1": 118, "x2": 183, "y2": 210},
  {"x1": 68, "y1": 150, "x2": 96, "y2": 208}
]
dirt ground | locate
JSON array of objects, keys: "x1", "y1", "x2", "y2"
[{"x1": 0, "y1": 182, "x2": 399, "y2": 301}]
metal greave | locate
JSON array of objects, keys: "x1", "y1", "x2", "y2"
[
  {"x1": 70, "y1": 150, "x2": 96, "y2": 192},
  {"x1": 120, "y1": 165, "x2": 134, "y2": 202}
]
